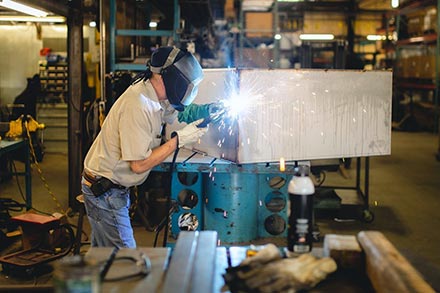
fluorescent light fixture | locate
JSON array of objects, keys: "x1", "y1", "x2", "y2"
[
  {"x1": 391, "y1": 0, "x2": 399, "y2": 8},
  {"x1": 274, "y1": 33, "x2": 281, "y2": 40},
  {"x1": 367, "y1": 35, "x2": 386, "y2": 41},
  {"x1": 149, "y1": 21, "x2": 157, "y2": 28},
  {"x1": 0, "y1": 15, "x2": 65, "y2": 23},
  {"x1": 0, "y1": 0, "x2": 48, "y2": 17},
  {"x1": 277, "y1": 0, "x2": 303, "y2": 2},
  {"x1": 299, "y1": 34, "x2": 334, "y2": 40},
  {"x1": 89, "y1": 21, "x2": 96, "y2": 27}
]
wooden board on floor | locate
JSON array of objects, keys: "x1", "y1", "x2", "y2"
[{"x1": 357, "y1": 231, "x2": 435, "y2": 293}]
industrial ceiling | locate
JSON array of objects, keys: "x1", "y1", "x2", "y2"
[{"x1": 0, "y1": 0, "x2": 394, "y2": 25}]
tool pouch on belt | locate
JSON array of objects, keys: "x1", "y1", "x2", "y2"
[{"x1": 90, "y1": 177, "x2": 116, "y2": 197}]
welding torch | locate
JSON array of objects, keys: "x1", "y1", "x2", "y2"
[{"x1": 197, "y1": 104, "x2": 226, "y2": 128}]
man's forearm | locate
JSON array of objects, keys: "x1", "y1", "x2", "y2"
[{"x1": 129, "y1": 137, "x2": 178, "y2": 174}]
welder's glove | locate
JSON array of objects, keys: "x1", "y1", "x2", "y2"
[
  {"x1": 238, "y1": 244, "x2": 282, "y2": 270},
  {"x1": 173, "y1": 118, "x2": 208, "y2": 148},
  {"x1": 241, "y1": 254, "x2": 337, "y2": 293},
  {"x1": 178, "y1": 103, "x2": 210, "y2": 124},
  {"x1": 222, "y1": 244, "x2": 282, "y2": 292},
  {"x1": 208, "y1": 101, "x2": 226, "y2": 123}
]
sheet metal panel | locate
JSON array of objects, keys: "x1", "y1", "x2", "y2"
[
  {"x1": 169, "y1": 69, "x2": 392, "y2": 164},
  {"x1": 167, "y1": 68, "x2": 239, "y2": 161},
  {"x1": 236, "y1": 69, "x2": 392, "y2": 163}
]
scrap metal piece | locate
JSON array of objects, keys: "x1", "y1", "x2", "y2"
[{"x1": 162, "y1": 231, "x2": 218, "y2": 293}]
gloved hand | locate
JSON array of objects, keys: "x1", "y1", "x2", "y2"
[
  {"x1": 208, "y1": 101, "x2": 226, "y2": 123},
  {"x1": 173, "y1": 118, "x2": 209, "y2": 148},
  {"x1": 242, "y1": 254, "x2": 337, "y2": 292},
  {"x1": 239, "y1": 244, "x2": 282, "y2": 270},
  {"x1": 178, "y1": 104, "x2": 210, "y2": 124},
  {"x1": 223, "y1": 247, "x2": 337, "y2": 293},
  {"x1": 177, "y1": 102, "x2": 226, "y2": 124},
  {"x1": 223, "y1": 244, "x2": 282, "y2": 292}
]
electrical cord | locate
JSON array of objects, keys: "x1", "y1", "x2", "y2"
[
  {"x1": 9, "y1": 159, "x2": 27, "y2": 205},
  {"x1": 160, "y1": 134, "x2": 180, "y2": 248},
  {"x1": 10, "y1": 158, "x2": 52, "y2": 215},
  {"x1": 100, "y1": 246, "x2": 119, "y2": 281},
  {"x1": 25, "y1": 121, "x2": 66, "y2": 214},
  {"x1": 103, "y1": 255, "x2": 152, "y2": 282},
  {"x1": 99, "y1": 248, "x2": 152, "y2": 282},
  {"x1": 153, "y1": 200, "x2": 178, "y2": 247},
  {"x1": 0, "y1": 198, "x2": 23, "y2": 213}
]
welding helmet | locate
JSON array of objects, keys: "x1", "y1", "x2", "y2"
[{"x1": 149, "y1": 47, "x2": 203, "y2": 111}]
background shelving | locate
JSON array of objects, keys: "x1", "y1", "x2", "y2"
[
  {"x1": 391, "y1": 1, "x2": 439, "y2": 132},
  {"x1": 39, "y1": 62, "x2": 68, "y2": 104}
]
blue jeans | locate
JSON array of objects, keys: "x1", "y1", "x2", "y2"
[{"x1": 81, "y1": 177, "x2": 136, "y2": 248}]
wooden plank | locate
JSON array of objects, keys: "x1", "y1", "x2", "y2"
[
  {"x1": 323, "y1": 234, "x2": 364, "y2": 270},
  {"x1": 357, "y1": 231, "x2": 435, "y2": 293}
]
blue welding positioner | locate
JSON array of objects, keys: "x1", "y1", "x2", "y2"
[{"x1": 153, "y1": 154, "x2": 295, "y2": 245}]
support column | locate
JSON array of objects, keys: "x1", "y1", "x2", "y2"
[{"x1": 67, "y1": 0, "x2": 84, "y2": 210}]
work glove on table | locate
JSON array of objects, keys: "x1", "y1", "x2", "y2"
[
  {"x1": 223, "y1": 244, "x2": 337, "y2": 293},
  {"x1": 172, "y1": 118, "x2": 208, "y2": 148},
  {"x1": 238, "y1": 244, "x2": 282, "y2": 270},
  {"x1": 244, "y1": 254, "x2": 337, "y2": 292}
]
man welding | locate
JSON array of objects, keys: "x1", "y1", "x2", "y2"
[{"x1": 81, "y1": 46, "x2": 220, "y2": 248}]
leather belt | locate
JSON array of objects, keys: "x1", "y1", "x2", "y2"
[
  {"x1": 83, "y1": 170, "x2": 98, "y2": 184},
  {"x1": 82, "y1": 170, "x2": 127, "y2": 190}
]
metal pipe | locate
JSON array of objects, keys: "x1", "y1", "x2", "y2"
[
  {"x1": 239, "y1": 0, "x2": 244, "y2": 66},
  {"x1": 100, "y1": 0, "x2": 107, "y2": 102},
  {"x1": 173, "y1": 0, "x2": 180, "y2": 45},
  {"x1": 273, "y1": 0, "x2": 279, "y2": 68}
]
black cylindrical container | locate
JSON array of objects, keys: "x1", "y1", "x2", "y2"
[{"x1": 287, "y1": 165, "x2": 315, "y2": 253}]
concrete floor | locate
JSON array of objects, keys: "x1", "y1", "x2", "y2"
[{"x1": 1, "y1": 130, "x2": 440, "y2": 289}]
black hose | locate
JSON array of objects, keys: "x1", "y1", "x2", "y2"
[{"x1": 160, "y1": 135, "x2": 180, "y2": 247}]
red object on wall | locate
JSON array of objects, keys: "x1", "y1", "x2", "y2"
[{"x1": 40, "y1": 47, "x2": 51, "y2": 56}]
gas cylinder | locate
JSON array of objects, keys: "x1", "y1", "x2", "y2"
[{"x1": 287, "y1": 165, "x2": 314, "y2": 253}]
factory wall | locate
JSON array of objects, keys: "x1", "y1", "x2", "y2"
[
  {"x1": 0, "y1": 25, "x2": 41, "y2": 104},
  {"x1": 0, "y1": 25, "x2": 96, "y2": 105}
]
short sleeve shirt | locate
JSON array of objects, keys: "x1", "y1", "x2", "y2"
[{"x1": 84, "y1": 80, "x2": 164, "y2": 187}]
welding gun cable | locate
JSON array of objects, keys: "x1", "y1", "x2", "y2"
[
  {"x1": 100, "y1": 246, "x2": 119, "y2": 281},
  {"x1": 103, "y1": 254, "x2": 152, "y2": 282},
  {"x1": 153, "y1": 201, "x2": 178, "y2": 247},
  {"x1": 161, "y1": 141, "x2": 180, "y2": 247}
]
